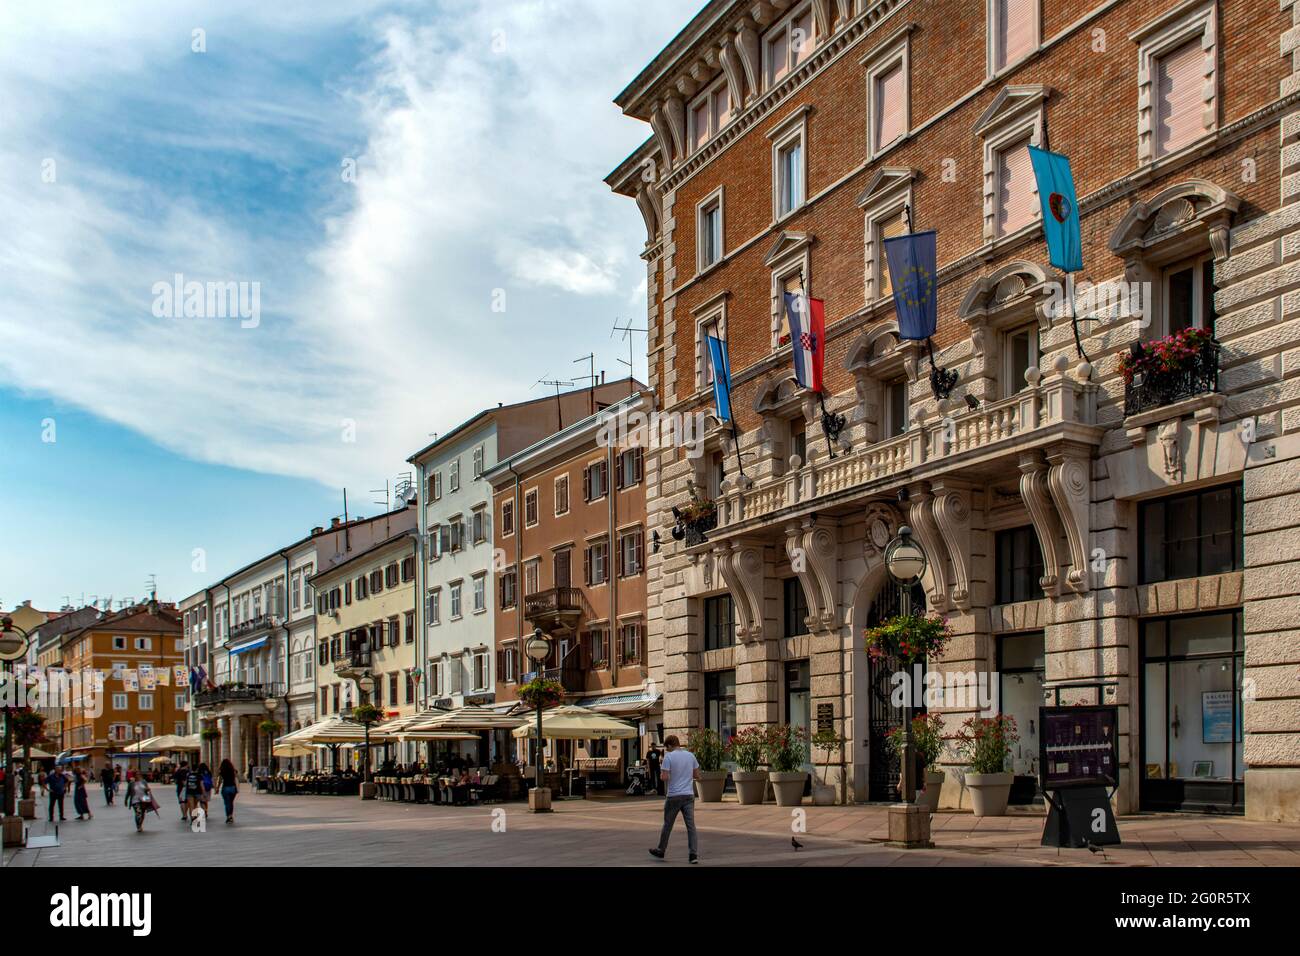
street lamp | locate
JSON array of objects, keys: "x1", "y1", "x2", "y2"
[
  {"x1": 134, "y1": 723, "x2": 146, "y2": 779},
  {"x1": 884, "y1": 526, "x2": 928, "y2": 806},
  {"x1": 1, "y1": 617, "x2": 32, "y2": 842},
  {"x1": 524, "y1": 628, "x2": 551, "y2": 805},
  {"x1": 356, "y1": 673, "x2": 376, "y2": 784},
  {"x1": 263, "y1": 697, "x2": 280, "y2": 774}
]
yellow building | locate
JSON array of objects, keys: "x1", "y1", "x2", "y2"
[{"x1": 311, "y1": 531, "x2": 419, "y2": 728}]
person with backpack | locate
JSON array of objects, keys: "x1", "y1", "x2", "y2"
[
  {"x1": 183, "y1": 763, "x2": 204, "y2": 821},
  {"x1": 173, "y1": 761, "x2": 190, "y2": 821}
]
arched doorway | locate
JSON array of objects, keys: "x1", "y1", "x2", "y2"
[{"x1": 865, "y1": 578, "x2": 927, "y2": 801}]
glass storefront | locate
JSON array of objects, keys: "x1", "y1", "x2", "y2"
[
  {"x1": 704, "y1": 669, "x2": 736, "y2": 746},
  {"x1": 997, "y1": 632, "x2": 1045, "y2": 780},
  {"x1": 1141, "y1": 611, "x2": 1244, "y2": 813},
  {"x1": 783, "y1": 659, "x2": 813, "y2": 776}
]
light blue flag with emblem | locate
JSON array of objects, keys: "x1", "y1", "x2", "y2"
[
  {"x1": 706, "y1": 334, "x2": 732, "y2": 422},
  {"x1": 1028, "y1": 145, "x2": 1082, "y2": 273}
]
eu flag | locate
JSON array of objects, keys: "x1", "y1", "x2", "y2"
[
  {"x1": 1028, "y1": 145, "x2": 1082, "y2": 273},
  {"x1": 706, "y1": 334, "x2": 732, "y2": 422},
  {"x1": 883, "y1": 230, "x2": 938, "y2": 341}
]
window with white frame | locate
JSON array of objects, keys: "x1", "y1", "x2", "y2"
[
  {"x1": 976, "y1": 86, "x2": 1045, "y2": 243},
  {"x1": 427, "y1": 588, "x2": 441, "y2": 626},
  {"x1": 995, "y1": 136, "x2": 1037, "y2": 238},
  {"x1": 450, "y1": 582, "x2": 462, "y2": 619},
  {"x1": 864, "y1": 32, "x2": 911, "y2": 158},
  {"x1": 989, "y1": 0, "x2": 1038, "y2": 76},
  {"x1": 1135, "y1": 1, "x2": 1216, "y2": 163},
  {"x1": 112, "y1": 636, "x2": 126, "y2": 650},
  {"x1": 764, "y1": 3, "x2": 816, "y2": 88},
  {"x1": 773, "y1": 131, "x2": 806, "y2": 219},
  {"x1": 1003, "y1": 323, "x2": 1038, "y2": 395},
  {"x1": 689, "y1": 76, "x2": 733, "y2": 153},
  {"x1": 112, "y1": 693, "x2": 127, "y2": 710},
  {"x1": 501, "y1": 499, "x2": 514, "y2": 536},
  {"x1": 1163, "y1": 254, "x2": 1216, "y2": 336},
  {"x1": 472, "y1": 507, "x2": 486, "y2": 544},
  {"x1": 473, "y1": 650, "x2": 488, "y2": 691},
  {"x1": 472, "y1": 445, "x2": 484, "y2": 478},
  {"x1": 554, "y1": 475, "x2": 569, "y2": 516},
  {"x1": 134, "y1": 637, "x2": 151, "y2": 651},
  {"x1": 872, "y1": 208, "x2": 907, "y2": 300},
  {"x1": 472, "y1": 573, "x2": 486, "y2": 613},
  {"x1": 525, "y1": 488, "x2": 538, "y2": 527},
  {"x1": 697, "y1": 187, "x2": 724, "y2": 272},
  {"x1": 139, "y1": 693, "x2": 153, "y2": 710},
  {"x1": 524, "y1": 560, "x2": 540, "y2": 596},
  {"x1": 449, "y1": 458, "x2": 460, "y2": 492},
  {"x1": 693, "y1": 292, "x2": 728, "y2": 392},
  {"x1": 884, "y1": 378, "x2": 910, "y2": 438}
]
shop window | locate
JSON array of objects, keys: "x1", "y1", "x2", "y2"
[
  {"x1": 997, "y1": 632, "x2": 1044, "y2": 778},
  {"x1": 705, "y1": 670, "x2": 737, "y2": 748},
  {"x1": 1139, "y1": 484, "x2": 1242, "y2": 584}
]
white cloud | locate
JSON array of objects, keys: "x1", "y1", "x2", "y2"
[{"x1": 0, "y1": 0, "x2": 686, "y2": 487}]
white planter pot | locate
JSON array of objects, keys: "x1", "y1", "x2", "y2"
[
  {"x1": 965, "y1": 771, "x2": 1013, "y2": 817},
  {"x1": 769, "y1": 771, "x2": 807, "y2": 807},
  {"x1": 732, "y1": 770, "x2": 768, "y2": 805},
  {"x1": 919, "y1": 770, "x2": 945, "y2": 813},
  {"x1": 695, "y1": 770, "x2": 728, "y2": 802},
  {"x1": 812, "y1": 781, "x2": 836, "y2": 806}
]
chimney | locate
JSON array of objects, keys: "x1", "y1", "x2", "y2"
[
  {"x1": 311, "y1": 526, "x2": 324, "y2": 535},
  {"x1": 331, "y1": 518, "x2": 341, "y2": 529}
]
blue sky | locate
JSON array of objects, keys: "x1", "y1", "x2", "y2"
[{"x1": 0, "y1": 0, "x2": 700, "y2": 610}]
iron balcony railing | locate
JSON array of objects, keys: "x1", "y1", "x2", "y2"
[
  {"x1": 1124, "y1": 337, "x2": 1221, "y2": 417},
  {"x1": 194, "y1": 682, "x2": 284, "y2": 708},
  {"x1": 524, "y1": 587, "x2": 586, "y2": 623},
  {"x1": 541, "y1": 645, "x2": 586, "y2": 693},
  {"x1": 333, "y1": 645, "x2": 372, "y2": 676},
  {"x1": 229, "y1": 614, "x2": 277, "y2": 640}
]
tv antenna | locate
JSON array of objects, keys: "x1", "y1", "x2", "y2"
[
  {"x1": 611, "y1": 317, "x2": 648, "y2": 397},
  {"x1": 144, "y1": 574, "x2": 158, "y2": 599},
  {"x1": 533, "y1": 375, "x2": 575, "y2": 431},
  {"x1": 573, "y1": 352, "x2": 597, "y2": 417}
]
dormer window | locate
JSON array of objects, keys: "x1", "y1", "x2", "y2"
[
  {"x1": 689, "y1": 78, "x2": 732, "y2": 154},
  {"x1": 765, "y1": 4, "x2": 816, "y2": 88}
]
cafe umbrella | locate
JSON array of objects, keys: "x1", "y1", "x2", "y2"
[{"x1": 510, "y1": 705, "x2": 638, "y2": 741}]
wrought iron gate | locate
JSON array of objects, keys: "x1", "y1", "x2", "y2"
[{"x1": 866, "y1": 580, "x2": 927, "y2": 802}]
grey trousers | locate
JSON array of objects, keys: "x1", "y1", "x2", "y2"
[{"x1": 657, "y1": 795, "x2": 698, "y2": 855}]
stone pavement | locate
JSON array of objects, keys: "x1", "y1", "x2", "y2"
[{"x1": 6, "y1": 790, "x2": 1300, "y2": 867}]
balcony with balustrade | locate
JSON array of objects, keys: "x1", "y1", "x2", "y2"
[{"x1": 523, "y1": 587, "x2": 587, "y2": 631}]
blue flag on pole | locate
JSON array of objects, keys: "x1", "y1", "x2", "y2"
[
  {"x1": 706, "y1": 334, "x2": 732, "y2": 422},
  {"x1": 1028, "y1": 145, "x2": 1082, "y2": 273},
  {"x1": 882, "y1": 230, "x2": 938, "y2": 341}
]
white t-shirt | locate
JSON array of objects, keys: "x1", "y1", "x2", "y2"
[{"x1": 661, "y1": 749, "x2": 699, "y2": 798}]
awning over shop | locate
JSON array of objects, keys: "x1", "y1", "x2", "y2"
[
  {"x1": 277, "y1": 717, "x2": 387, "y2": 746},
  {"x1": 511, "y1": 705, "x2": 638, "y2": 740},
  {"x1": 576, "y1": 690, "x2": 662, "y2": 715},
  {"x1": 406, "y1": 705, "x2": 526, "y2": 733},
  {"x1": 227, "y1": 636, "x2": 269, "y2": 656}
]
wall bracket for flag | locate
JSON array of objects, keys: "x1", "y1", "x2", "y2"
[
  {"x1": 818, "y1": 392, "x2": 847, "y2": 459},
  {"x1": 927, "y1": 338, "x2": 958, "y2": 401}
]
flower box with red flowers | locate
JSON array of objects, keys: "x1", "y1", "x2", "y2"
[{"x1": 863, "y1": 612, "x2": 953, "y2": 665}]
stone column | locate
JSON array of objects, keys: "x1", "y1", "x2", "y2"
[
  {"x1": 228, "y1": 717, "x2": 243, "y2": 780},
  {"x1": 218, "y1": 717, "x2": 231, "y2": 765}
]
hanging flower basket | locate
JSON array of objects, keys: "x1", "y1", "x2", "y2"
[
  {"x1": 517, "y1": 677, "x2": 564, "y2": 709},
  {"x1": 864, "y1": 612, "x2": 953, "y2": 664},
  {"x1": 351, "y1": 703, "x2": 382, "y2": 725},
  {"x1": 200, "y1": 727, "x2": 222, "y2": 741},
  {"x1": 671, "y1": 484, "x2": 718, "y2": 546}
]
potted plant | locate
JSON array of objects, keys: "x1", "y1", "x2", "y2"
[
  {"x1": 810, "y1": 727, "x2": 843, "y2": 806},
  {"x1": 686, "y1": 728, "x2": 728, "y2": 802},
  {"x1": 517, "y1": 677, "x2": 564, "y2": 710},
  {"x1": 728, "y1": 726, "x2": 768, "y2": 804},
  {"x1": 1118, "y1": 325, "x2": 1214, "y2": 385},
  {"x1": 670, "y1": 481, "x2": 718, "y2": 546},
  {"x1": 764, "y1": 724, "x2": 808, "y2": 807},
  {"x1": 11, "y1": 708, "x2": 46, "y2": 819},
  {"x1": 864, "y1": 612, "x2": 953, "y2": 664},
  {"x1": 886, "y1": 713, "x2": 946, "y2": 812},
  {"x1": 955, "y1": 715, "x2": 1019, "y2": 817}
]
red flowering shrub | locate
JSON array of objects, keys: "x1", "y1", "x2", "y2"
[{"x1": 1118, "y1": 326, "x2": 1212, "y2": 385}]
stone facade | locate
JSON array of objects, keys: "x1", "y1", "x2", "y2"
[{"x1": 608, "y1": 0, "x2": 1300, "y2": 817}]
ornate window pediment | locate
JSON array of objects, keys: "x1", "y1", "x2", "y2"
[
  {"x1": 958, "y1": 260, "x2": 1053, "y2": 402},
  {"x1": 973, "y1": 84, "x2": 1050, "y2": 137},
  {"x1": 844, "y1": 322, "x2": 921, "y2": 444},
  {"x1": 1109, "y1": 179, "x2": 1241, "y2": 267},
  {"x1": 764, "y1": 229, "x2": 814, "y2": 267}
]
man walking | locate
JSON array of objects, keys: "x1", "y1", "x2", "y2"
[
  {"x1": 647, "y1": 735, "x2": 700, "y2": 864},
  {"x1": 46, "y1": 764, "x2": 67, "y2": 822}
]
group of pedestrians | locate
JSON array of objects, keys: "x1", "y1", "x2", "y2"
[{"x1": 32, "y1": 758, "x2": 241, "y2": 833}]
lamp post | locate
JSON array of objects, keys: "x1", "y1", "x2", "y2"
[
  {"x1": 884, "y1": 526, "x2": 927, "y2": 806},
  {"x1": 1, "y1": 616, "x2": 32, "y2": 846},
  {"x1": 263, "y1": 697, "x2": 280, "y2": 775},
  {"x1": 524, "y1": 628, "x2": 551, "y2": 812},
  {"x1": 134, "y1": 723, "x2": 146, "y2": 780},
  {"x1": 357, "y1": 673, "x2": 375, "y2": 786}
]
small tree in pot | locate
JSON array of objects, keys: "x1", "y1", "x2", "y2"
[
  {"x1": 728, "y1": 726, "x2": 768, "y2": 805},
  {"x1": 686, "y1": 728, "x2": 728, "y2": 802},
  {"x1": 887, "y1": 713, "x2": 946, "y2": 812},
  {"x1": 955, "y1": 715, "x2": 1019, "y2": 817},
  {"x1": 764, "y1": 724, "x2": 807, "y2": 807},
  {"x1": 810, "y1": 727, "x2": 843, "y2": 806},
  {"x1": 11, "y1": 708, "x2": 46, "y2": 819}
]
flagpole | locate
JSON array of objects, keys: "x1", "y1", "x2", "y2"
[
  {"x1": 718, "y1": 330, "x2": 746, "y2": 483},
  {"x1": 798, "y1": 270, "x2": 842, "y2": 460}
]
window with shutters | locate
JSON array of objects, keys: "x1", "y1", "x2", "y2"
[
  {"x1": 472, "y1": 445, "x2": 484, "y2": 478},
  {"x1": 763, "y1": 2, "x2": 816, "y2": 89},
  {"x1": 586, "y1": 627, "x2": 609, "y2": 668},
  {"x1": 500, "y1": 569, "x2": 517, "y2": 609},
  {"x1": 584, "y1": 538, "x2": 610, "y2": 586},
  {"x1": 429, "y1": 524, "x2": 442, "y2": 560},
  {"x1": 618, "y1": 620, "x2": 643, "y2": 666},
  {"x1": 501, "y1": 499, "x2": 515, "y2": 536},
  {"x1": 697, "y1": 187, "x2": 724, "y2": 272},
  {"x1": 449, "y1": 518, "x2": 464, "y2": 552},
  {"x1": 388, "y1": 672, "x2": 398, "y2": 705},
  {"x1": 995, "y1": 136, "x2": 1036, "y2": 238},
  {"x1": 553, "y1": 549, "x2": 572, "y2": 589},
  {"x1": 524, "y1": 560, "x2": 540, "y2": 596},
  {"x1": 1134, "y1": 2, "x2": 1216, "y2": 163},
  {"x1": 616, "y1": 447, "x2": 643, "y2": 490},
  {"x1": 427, "y1": 588, "x2": 441, "y2": 626},
  {"x1": 584, "y1": 461, "x2": 609, "y2": 502},
  {"x1": 432, "y1": 471, "x2": 442, "y2": 501},
  {"x1": 450, "y1": 582, "x2": 463, "y2": 619},
  {"x1": 449, "y1": 458, "x2": 460, "y2": 492},
  {"x1": 404, "y1": 611, "x2": 414, "y2": 644},
  {"x1": 500, "y1": 644, "x2": 518, "y2": 683},
  {"x1": 472, "y1": 573, "x2": 486, "y2": 613},
  {"x1": 865, "y1": 32, "x2": 910, "y2": 159},
  {"x1": 401, "y1": 556, "x2": 414, "y2": 582},
  {"x1": 405, "y1": 669, "x2": 414, "y2": 704},
  {"x1": 370, "y1": 569, "x2": 384, "y2": 594},
  {"x1": 988, "y1": 0, "x2": 1038, "y2": 76},
  {"x1": 619, "y1": 528, "x2": 644, "y2": 577},
  {"x1": 385, "y1": 562, "x2": 398, "y2": 588},
  {"x1": 525, "y1": 489, "x2": 539, "y2": 527},
  {"x1": 688, "y1": 76, "x2": 733, "y2": 154},
  {"x1": 473, "y1": 651, "x2": 488, "y2": 691},
  {"x1": 554, "y1": 475, "x2": 569, "y2": 516},
  {"x1": 472, "y1": 507, "x2": 486, "y2": 544}
]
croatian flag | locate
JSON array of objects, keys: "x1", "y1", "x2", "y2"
[{"x1": 783, "y1": 292, "x2": 826, "y2": 393}]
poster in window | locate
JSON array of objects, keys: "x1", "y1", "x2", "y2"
[{"x1": 1201, "y1": 690, "x2": 1240, "y2": 744}]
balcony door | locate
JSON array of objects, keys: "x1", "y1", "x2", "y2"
[{"x1": 553, "y1": 549, "x2": 571, "y2": 590}]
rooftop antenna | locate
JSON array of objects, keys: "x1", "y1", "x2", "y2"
[
  {"x1": 612, "y1": 317, "x2": 648, "y2": 398},
  {"x1": 573, "y1": 352, "x2": 597, "y2": 417},
  {"x1": 144, "y1": 574, "x2": 157, "y2": 599},
  {"x1": 343, "y1": 488, "x2": 351, "y2": 552},
  {"x1": 534, "y1": 375, "x2": 575, "y2": 432},
  {"x1": 370, "y1": 480, "x2": 391, "y2": 537}
]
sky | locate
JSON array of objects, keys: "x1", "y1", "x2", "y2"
[{"x1": 0, "y1": 0, "x2": 701, "y2": 611}]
